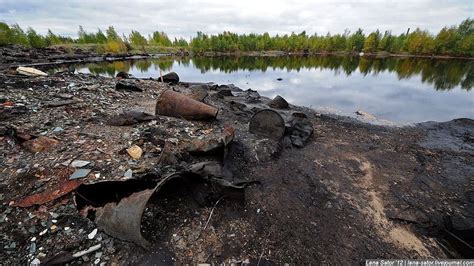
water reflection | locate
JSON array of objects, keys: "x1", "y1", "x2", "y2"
[
  {"x1": 75, "y1": 56, "x2": 473, "y2": 123},
  {"x1": 82, "y1": 56, "x2": 472, "y2": 91}
]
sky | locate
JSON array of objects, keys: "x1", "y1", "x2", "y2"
[{"x1": 0, "y1": 0, "x2": 472, "y2": 39}]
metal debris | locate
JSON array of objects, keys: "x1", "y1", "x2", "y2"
[
  {"x1": 23, "y1": 136, "x2": 59, "y2": 152},
  {"x1": 12, "y1": 179, "x2": 83, "y2": 207},
  {"x1": 249, "y1": 109, "x2": 286, "y2": 139},
  {"x1": 156, "y1": 89, "x2": 218, "y2": 120},
  {"x1": 187, "y1": 125, "x2": 235, "y2": 153}
]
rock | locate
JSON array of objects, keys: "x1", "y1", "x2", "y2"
[
  {"x1": 30, "y1": 258, "x2": 41, "y2": 266},
  {"x1": 23, "y1": 136, "x2": 59, "y2": 152},
  {"x1": 126, "y1": 145, "x2": 143, "y2": 160},
  {"x1": 70, "y1": 160, "x2": 91, "y2": 168},
  {"x1": 69, "y1": 169, "x2": 92, "y2": 180},
  {"x1": 188, "y1": 87, "x2": 209, "y2": 102},
  {"x1": 355, "y1": 110, "x2": 376, "y2": 120},
  {"x1": 116, "y1": 72, "x2": 129, "y2": 79},
  {"x1": 268, "y1": 95, "x2": 289, "y2": 109},
  {"x1": 16, "y1": 66, "x2": 48, "y2": 77},
  {"x1": 159, "y1": 72, "x2": 179, "y2": 83},
  {"x1": 52, "y1": 127, "x2": 64, "y2": 133},
  {"x1": 115, "y1": 80, "x2": 143, "y2": 92},
  {"x1": 123, "y1": 169, "x2": 133, "y2": 178},
  {"x1": 217, "y1": 89, "x2": 233, "y2": 97},
  {"x1": 287, "y1": 112, "x2": 313, "y2": 147},
  {"x1": 107, "y1": 111, "x2": 156, "y2": 126}
]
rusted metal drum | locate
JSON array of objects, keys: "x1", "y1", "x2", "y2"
[
  {"x1": 249, "y1": 109, "x2": 286, "y2": 139},
  {"x1": 156, "y1": 89, "x2": 218, "y2": 120}
]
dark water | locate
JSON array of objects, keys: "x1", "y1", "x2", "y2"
[{"x1": 75, "y1": 56, "x2": 473, "y2": 124}]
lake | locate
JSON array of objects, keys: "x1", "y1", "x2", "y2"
[{"x1": 75, "y1": 56, "x2": 473, "y2": 124}]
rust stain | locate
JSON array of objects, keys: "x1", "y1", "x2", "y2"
[{"x1": 12, "y1": 179, "x2": 83, "y2": 207}]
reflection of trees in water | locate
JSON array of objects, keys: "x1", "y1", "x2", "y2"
[
  {"x1": 83, "y1": 56, "x2": 472, "y2": 91},
  {"x1": 85, "y1": 59, "x2": 176, "y2": 77},
  {"x1": 191, "y1": 56, "x2": 473, "y2": 91}
]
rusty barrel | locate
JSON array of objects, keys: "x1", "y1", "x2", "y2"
[
  {"x1": 249, "y1": 109, "x2": 286, "y2": 139},
  {"x1": 155, "y1": 89, "x2": 218, "y2": 120}
]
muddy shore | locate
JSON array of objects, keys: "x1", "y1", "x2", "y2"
[{"x1": 0, "y1": 48, "x2": 473, "y2": 264}]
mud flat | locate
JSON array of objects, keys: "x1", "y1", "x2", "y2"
[{"x1": 0, "y1": 49, "x2": 472, "y2": 264}]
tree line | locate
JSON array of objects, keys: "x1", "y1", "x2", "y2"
[
  {"x1": 191, "y1": 19, "x2": 473, "y2": 56},
  {"x1": 0, "y1": 19, "x2": 472, "y2": 56},
  {"x1": 0, "y1": 24, "x2": 188, "y2": 53}
]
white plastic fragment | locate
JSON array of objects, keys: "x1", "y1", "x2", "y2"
[
  {"x1": 17, "y1": 66, "x2": 48, "y2": 77},
  {"x1": 88, "y1": 228, "x2": 98, "y2": 239},
  {"x1": 30, "y1": 258, "x2": 40, "y2": 266},
  {"x1": 72, "y1": 244, "x2": 101, "y2": 258}
]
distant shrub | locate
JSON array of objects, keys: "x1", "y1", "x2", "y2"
[{"x1": 102, "y1": 40, "x2": 128, "y2": 54}]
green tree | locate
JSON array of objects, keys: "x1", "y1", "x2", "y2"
[
  {"x1": 26, "y1": 27, "x2": 46, "y2": 48},
  {"x1": 363, "y1": 30, "x2": 381, "y2": 53},
  {"x1": 346, "y1": 29, "x2": 365, "y2": 52},
  {"x1": 9, "y1": 24, "x2": 29, "y2": 46},
  {"x1": 45, "y1": 29, "x2": 61, "y2": 46},
  {"x1": 0, "y1": 22, "x2": 12, "y2": 46},
  {"x1": 106, "y1": 26, "x2": 121, "y2": 41},
  {"x1": 129, "y1": 30, "x2": 147, "y2": 50},
  {"x1": 149, "y1": 31, "x2": 172, "y2": 46},
  {"x1": 435, "y1": 26, "x2": 458, "y2": 54}
]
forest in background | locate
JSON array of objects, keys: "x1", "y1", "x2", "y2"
[{"x1": 0, "y1": 19, "x2": 472, "y2": 56}]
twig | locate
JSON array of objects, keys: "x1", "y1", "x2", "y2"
[
  {"x1": 96, "y1": 147, "x2": 113, "y2": 155},
  {"x1": 257, "y1": 250, "x2": 264, "y2": 266},
  {"x1": 203, "y1": 197, "x2": 224, "y2": 230}
]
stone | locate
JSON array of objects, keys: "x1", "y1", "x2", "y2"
[
  {"x1": 126, "y1": 145, "x2": 143, "y2": 160},
  {"x1": 355, "y1": 110, "x2": 376, "y2": 120},
  {"x1": 70, "y1": 160, "x2": 91, "y2": 168},
  {"x1": 123, "y1": 169, "x2": 133, "y2": 179},
  {"x1": 69, "y1": 169, "x2": 92, "y2": 180},
  {"x1": 115, "y1": 81, "x2": 143, "y2": 92},
  {"x1": 268, "y1": 95, "x2": 289, "y2": 109},
  {"x1": 159, "y1": 72, "x2": 179, "y2": 83}
]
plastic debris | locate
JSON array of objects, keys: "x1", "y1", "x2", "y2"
[
  {"x1": 88, "y1": 228, "x2": 98, "y2": 239},
  {"x1": 17, "y1": 66, "x2": 48, "y2": 77}
]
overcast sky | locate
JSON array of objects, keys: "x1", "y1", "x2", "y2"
[{"x1": 0, "y1": 0, "x2": 472, "y2": 39}]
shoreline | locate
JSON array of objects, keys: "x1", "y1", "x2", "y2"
[
  {"x1": 1, "y1": 46, "x2": 473, "y2": 71},
  {"x1": 195, "y1": 50, "x2": 474, "y2": 60}
]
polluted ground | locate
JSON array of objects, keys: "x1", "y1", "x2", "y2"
[{"x1": 0, "y1": 47, "x2": 473, "y2": 264}]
